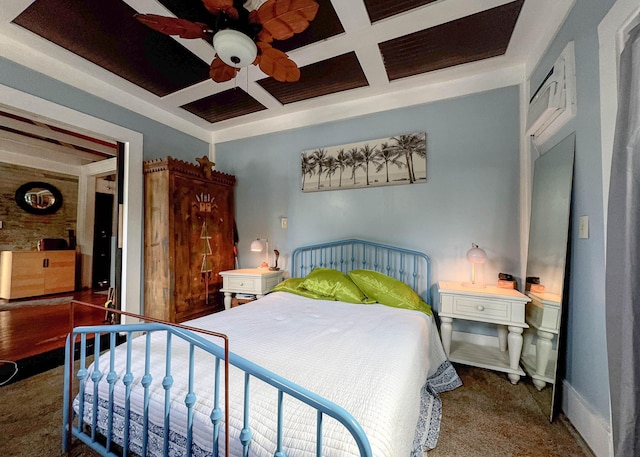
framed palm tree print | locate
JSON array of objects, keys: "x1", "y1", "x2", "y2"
[{"x1": 301, "y1": 132, "x2": 426, "y2": 192}]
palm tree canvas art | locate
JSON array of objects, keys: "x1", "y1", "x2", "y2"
[{"x1": 301, "y1": 132, "x2": 426, "y2": 192}]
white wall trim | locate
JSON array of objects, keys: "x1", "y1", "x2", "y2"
[
  {"x1": 77, "y1": 158, "x2": 118, "y2": 289},
  {"x1": 519, "y1": 82, "x2": 532, "y2": 283},
  {"x1": 598, "y1": 0, "x2": 640, "y2": 243},
  {"x1": 0, "y1": 83, "x2": 143, "y2": 318},
  {"x1": 521, "y1": 0, "x2": 576, "y2": 78},
  {"x1": 81, "y1": 157, "x2": 118, "y2": 177},
  {"x1": 562, "y1": 379, "x2": 613, "y2": 457},
  {"x1": 213, "y1": 64, "x2": 525, "y2": 143},
  {"x1": 0, "y1": 149, "x2": 80, "y2": 176}
]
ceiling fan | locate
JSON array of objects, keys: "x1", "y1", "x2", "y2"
[{"x1": 135, "y1": 0, "x2": 319, "y2": 83}]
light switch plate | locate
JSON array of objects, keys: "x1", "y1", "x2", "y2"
[
  {"x1": 281, "y1": 217, "x2": 288, "y2": 229},
  {"x1": 579, "y1": 215, "x2": 589, "y2": 239}
]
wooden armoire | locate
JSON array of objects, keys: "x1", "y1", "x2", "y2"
[{"x1": 143, "y1": 156, "x2": 236, "y2": 323}]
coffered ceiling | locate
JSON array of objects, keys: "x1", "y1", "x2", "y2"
[{"x1": 0, "y1": 0, "x2": 573, "y2": 141}]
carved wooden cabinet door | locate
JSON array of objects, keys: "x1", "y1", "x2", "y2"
[
  {"x1": 144, "y1": 157, "x2": 235, "y2": 323},
  {"x1": 172, "y1": 174, "x2": 234, "y2": 321}
]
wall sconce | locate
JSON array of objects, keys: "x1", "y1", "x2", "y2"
[
  {"x1": 462, "y1": 243, "x2": 487, "y2": 288},
  {"x1": 250, "y1": 238, "x2": 269, "y2": 268}
]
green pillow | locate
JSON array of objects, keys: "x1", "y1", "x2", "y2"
[
  {"x1": 348, "y1": 269, "x2": 432, "y2": 315},
  {"x1": 270, "y1": 277, "x2": 330, "y2": 300},
  {"x1": 299, "y1": 268, "x2": 367, "y2": 304}
]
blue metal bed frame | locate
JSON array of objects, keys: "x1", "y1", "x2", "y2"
[{"x1": 63, "y1": 239, "x2": 432, "y2": 457}]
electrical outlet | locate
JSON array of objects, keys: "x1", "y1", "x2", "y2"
[
  {"x1": 579, "y1": 215, "x2": 589, "y2": 239},
  {"x1": 281, "y1": 217, "x2": 288, "y2": 229}
]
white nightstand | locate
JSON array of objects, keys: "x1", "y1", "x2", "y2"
[
  {"x1": 438, "y1": 281, "x2": 530, "y2": 384},
  {"x1": 219, "y1": 268, "x2": 284, "y2": 310}
]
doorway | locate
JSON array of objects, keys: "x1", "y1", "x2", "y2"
[
  {"x1": 0, "y1": 83, "x2": 143, "y2": 316},
  {"x1": 92, "y1": 192, "x2": 114, "y2": 289}
]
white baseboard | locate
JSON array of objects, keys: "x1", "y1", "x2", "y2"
[{"x1": 562, "y1": 380, "x2": 612, "y2": 457}]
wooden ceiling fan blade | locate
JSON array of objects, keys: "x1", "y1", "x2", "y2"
[
  {"x1": 201, "y1": 0, "x2": 239, "y2": 20},
  {"x1": 210, "y1": 56, "x2": 239, "y2": 82},
  {"x1": 134, "y1": 14, "x2": 210, "y2": 39},
  {"x1": 256, "y1": 0, "x2": 319, "y2": 42},
  {"x1": 257, "y1": 43, "x2": 300, "y2": 82}
]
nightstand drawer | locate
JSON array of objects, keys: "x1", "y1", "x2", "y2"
[
  {"x1": 264, "y1": 275, "x2": 282, "y2": 291},
  {"x1": 451, "y1": 295, "x2": 510, "y2": 321},
  {"x1": 225, "y1": 276, "x2": 259, "y2": 293}
]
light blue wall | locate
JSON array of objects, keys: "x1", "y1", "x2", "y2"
[
  {"x1": 0, "y1": 57, "x2": 209, "y2": 160},
  {"x1": 529, "y1": 0, "x2": 615, "y2": 422},
  {"x1": 215, "y1": 86, "x2": 522, "y2": 308}
]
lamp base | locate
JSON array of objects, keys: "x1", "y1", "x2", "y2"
[
  {"x1": 462, "y1": 281, "x2": 486, "y2": 288},
  {"x1": 268, "y1": 267, "x2": 280, "y2": 271}
]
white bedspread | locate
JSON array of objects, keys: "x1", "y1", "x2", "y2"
[{"x1": 78, "y1": 292, "x2": 454, "y2": 456}]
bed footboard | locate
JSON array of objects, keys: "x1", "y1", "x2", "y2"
[{"x1": 62, "y1": 305, "x2": 372, "y2": 457}]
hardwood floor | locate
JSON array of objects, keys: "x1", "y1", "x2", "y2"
[{"x1": 0, "y1": 290, "x2": 109, "y2": 384}]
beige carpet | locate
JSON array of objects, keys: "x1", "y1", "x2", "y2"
[
  {"x1": 427, "y1": 364, "x2": 595, "y2": 457},
  {"x1": 0, "y1": 361, "x2": 593, "y2": 457},
  {"x1": 0, "y1": 359, "x2": 99, "y2": 457}
]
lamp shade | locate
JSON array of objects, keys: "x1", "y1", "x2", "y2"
[
  {"x1": 213, "y1": 29, "x2": 258, "y2": 68},
  {"x1": 466, "y1": 243, "x2": 487, "y2": 264},
  {"x1": 250, "y1": 239, "x2": 264, "y2": 252}
]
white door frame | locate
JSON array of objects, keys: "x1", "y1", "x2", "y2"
[{"x1": 77, "y1": 158, "x2": 118, "y2": 290}]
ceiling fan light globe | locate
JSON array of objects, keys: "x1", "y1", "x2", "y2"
[{"x1": 213, "y1": 29, "x2": 257, "y2": 69}]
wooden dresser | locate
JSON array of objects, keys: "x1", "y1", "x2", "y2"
[
  {"x1": 0, "y1": 250, "x2": 76, "y2": 299},
  {"x1": 143, "y1": 156, "x2": 236, "y2": 323}
]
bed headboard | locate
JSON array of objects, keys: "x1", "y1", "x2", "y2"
[{"x1": 291, "y1": 239, "x2": 431, "y2": 301}]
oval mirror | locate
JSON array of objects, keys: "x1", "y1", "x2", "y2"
[{"x1": 15, "y1": 181, "x2": 63, "y2": 215}]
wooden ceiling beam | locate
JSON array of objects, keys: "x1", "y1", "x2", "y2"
[
  {"x1": 0, "y1": 130, "x2": 109, "y2": 165},
  {"x1": 0, "y1": 115, "x2": 116, "y2": 156}
]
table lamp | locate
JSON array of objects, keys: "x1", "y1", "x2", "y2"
[
  {"x1": 250, "y1": 238, "x2": 269, "y2": 268},
  {"x1": 462, "y1": 243, "x2": 487, "y2": 288}
]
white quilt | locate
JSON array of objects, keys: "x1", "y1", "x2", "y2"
[{"x1": 78, "y1": 292, "x2": 454, "y2": 456}]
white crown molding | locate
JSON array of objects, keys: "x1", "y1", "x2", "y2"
[
  {"x1": 213, "y1": 63, "x2": 525, "y2": 143},
  {"x1": 514, "y1": 0, "x2": 576, "y2": 79}
]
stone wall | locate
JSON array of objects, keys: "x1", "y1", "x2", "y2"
[{"x1": 0, "y1": 163, "x2": 78, "y2": 251}]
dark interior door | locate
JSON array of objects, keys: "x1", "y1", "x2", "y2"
[{"x1": 92, "y1": 192, "x2": 114, "y2": 289}]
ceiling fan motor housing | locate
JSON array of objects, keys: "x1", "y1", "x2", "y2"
[{"x1": 213, "y1": 28, "x2": 258, "y2": 68}]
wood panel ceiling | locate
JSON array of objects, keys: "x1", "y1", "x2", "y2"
[
  {"x1": 0, "y1": 0, "x2": 571, "y2": 139},
  {"x1": 0, "y1": 107, "x2": 117, "y2": 166}
]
